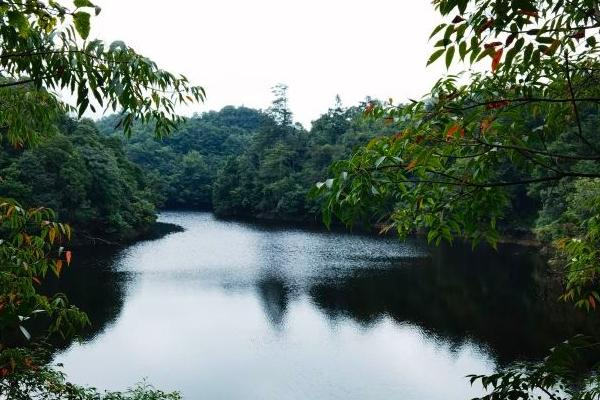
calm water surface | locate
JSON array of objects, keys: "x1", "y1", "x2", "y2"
[{"x1": 53, "y1": 212, "x2": 595, "y2": 399}]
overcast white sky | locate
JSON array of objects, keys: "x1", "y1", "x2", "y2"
[{"x1": 89, "y1": 1, "x2": 446, "y2": 128}]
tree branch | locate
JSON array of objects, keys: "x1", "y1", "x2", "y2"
[
  {"x1": 564, "y1": 51, "x2": 600, "y2": 154},
  {"x1": 444, "y1": 97, "x2": 600, "y2": 112}
]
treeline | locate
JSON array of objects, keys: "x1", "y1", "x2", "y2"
[
  {"x1": 96, "y1": 105, "x2": 266, "y2": 211},
  {"x1": 2, "y1": 85, "x2": 590, "y2": 244},
  {"x1": 0, "y1": 87, "x2": 394, "y2": 242},
  {"x1": 100, "y1": 87, "x2": 394, "y2": 222}
]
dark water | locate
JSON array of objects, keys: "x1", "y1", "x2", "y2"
[{"x1": 52, "y1": 212, "x2": 596, "y2": 399}]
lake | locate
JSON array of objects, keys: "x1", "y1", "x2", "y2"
[{"x1": 52, "y1": 212, "x2": 596, "y2": 399}]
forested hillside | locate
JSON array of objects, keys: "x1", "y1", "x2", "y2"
[
  {"x1": 0, "y1": 89, "x2": 394, "y2": 241},
  {"x1": 2, "y1": 83, "x2": 592, "y2": 246},
  {"x1": 211, "y1": 93, "x2": 394, "y2": 220},
  {"x1": 1, "y1": 90, "x2": 584, "y2": 242},
  {"x1": 96, "y1": 105, "x2": 266, "y2": 210},
  {"x1": 98, "y1": 87, "x2": 396, "y2": 222},
  {"x1": 0, "y1": 118, "x2": 157, "y2": 243}
]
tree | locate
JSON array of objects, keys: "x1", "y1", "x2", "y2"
[
  {"x1": 267, "y1": 83, "x2": 293, "y2": 126},
  {"x1": 168, "y1": 150, "x2": 213, "y2": 209},
  {"x1": 0, "y1": 0, "x2": 203, "y2": 397},
  {"x1": 313, "y1": 0, "x2": 600, "y2": 398},
  {"x1": 315, "y1": 0, "x2": 600, "y2": 307},
  {"x1": 97, "y1": 106, "x2": 266, "y2": 211}
]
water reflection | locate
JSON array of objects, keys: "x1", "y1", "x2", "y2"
[
  {"x1": 257, "y1": 277, "x2": 290, "y2": 329},
  {"x1": 308, "y1": 245, "x2": 594, "y2": 365},
  {"x1": 44, "y1": 247, "x2": 132, "y2": 345},
  {"x1": 54, "y1": 212, "x2": 598, "y2": 400}
]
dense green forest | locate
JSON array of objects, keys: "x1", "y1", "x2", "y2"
[
  {"x1": 0, "y1": 87, "x2": 594, "y2": 245},
  {"x1": 0, "y1": 119, "x2": 157, "y2": 243},
  {"x1": 0, "y1": 87, "x2": 401, "y2": 243},
  {"x1": 1, "y1": 86, "x2": 589, "y2": 245},
  {"x1": 99, "y1": 88, "x2": 393, "y2": 222}
]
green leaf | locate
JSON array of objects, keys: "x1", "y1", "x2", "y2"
[
  {"x1": 427, "y1": 49, "x2": 445, "y2": 66},
  {"x1": 459, "y1": 41, "x2": 468, "y2": 60},
  {"x1": 523, "y1": 43, "x2": 534, "y2": 64},
  {"x1": 7, "y1": 11, "x2": 29, "y2": 33},
  {"x1": 504, "y1": 38, "x2": 523, "y2": 67},
  {"x1": 74, "y1": 0, "x2": 94, "y2": 7},
  {"x1": 429, "y1": 23, "x2": 446, "y2": 39},
  {"x1": 73, "y1": 12, "x2": 91, "y2": 39},
  {"x1": 445, "y1": 46, "x2": 455, "y2": 68},
  {"x1": 536, "y1": 36, "x2": 554, "y2": 44}
]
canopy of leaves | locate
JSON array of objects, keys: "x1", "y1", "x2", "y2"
[
  {"x1": 0, "y1": 0, "x2": 205, "y2": 145},
  {"x1": 314, "y1": 0, "x2": 600, "y2": 308}
]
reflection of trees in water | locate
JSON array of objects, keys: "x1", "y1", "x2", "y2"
[
  {"x1": 307, "y1": 242, "x2": 599, "y2": 366},
  {"x1": 43, "y1": 232, "x2": 600, "y2": 368},
  {"x1": 42, "y1": 246, "x2": 130, "y2": 350},
  {"x1": 256, "y1": 276, "x2": 291, "y2": 330}
]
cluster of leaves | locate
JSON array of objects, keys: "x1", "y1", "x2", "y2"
[
  {"x1": 0, "y1": 0, "x2": 205, "y2": 142},
  {"x1": 0, "y1": 199, "x2": 88, "y2": 376},
  {"x1": 0, "y1": 0, "x2": 204, "y2": 397},
  {"x1": 429, "y1": 0, "x2": 600, "y2": 71},
  {"x1": 314, "y1": 0, "x2": 600, "y2": 305},
  {"x1": 554, "y1": 179, "x2": 600, "y2": 311},
  {"x1": 311, "y1": 0, "x2": 600, "y2": 398},
  {"x1": 468, "y1": 336, "x2": 600, "y2": 400},
  {"x1": 1, "y1": 354, "x2": 181, "y2": 399}
]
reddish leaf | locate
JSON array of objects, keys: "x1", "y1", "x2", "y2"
[
  {"x1": 477, "y1": 18, "x2": 495, "y2": 35},
  {"x1": 480, "y1": 119, "x2": 493, "y2": 133},
  {"x1": 393, "y1": 131, "x2": 406, "y2": 142},
  {"x1": 590, "y1": 295, "x2": 596, "y2": 310},
  {"x1": 447, "y1": 124, "x2": 464, "y2": 139},
  {"x1": 486, "y1": 100, "x2": 511, "y2": 109},
  {"x1": 54, "y1": 260, "x2": 63, "y2": 276},
  {"x1": 65, "y1": 250, "x2": 72, "y2": 266},
  {"x1": 505, "y1": 34, "x2": 517, "y2": 46},
  {"x1": 406, "y1": 160, "x2": 418, "y2": 171},
  {"x1": 24, "y1": 357, "x2": 37, "y2": 370},
  {"x1": 484, "y1": 41, "x2": 503, "y2": 49},
  {"x1": 491, "y1": 48, "x2": 503, "y2": 72},
  {"x1": 32, "y1": 277, "x2": 42, "y2": 286},
  {"x1": 452, "y1": 15, "x2": 465, "y2": 23},
  {"x1": 572, "y1": 30, "x2": 585, "y2": 40}
]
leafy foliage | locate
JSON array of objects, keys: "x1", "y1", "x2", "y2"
[
  {"x1": 468, "y1": 336, "x2": 600, "y2": 400},
  {"x1": 314, "y1": 0, "x2": 600, "y2": 307},
  {"x1": 0, "y1": 0, "x2": 205, "y2": 140},
  {"x1": 0, "y1": 200, "x2": 88, "y2": 371},
  {"x1": 1, "y1": 358, "x2": 181, "y2": 399}
]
